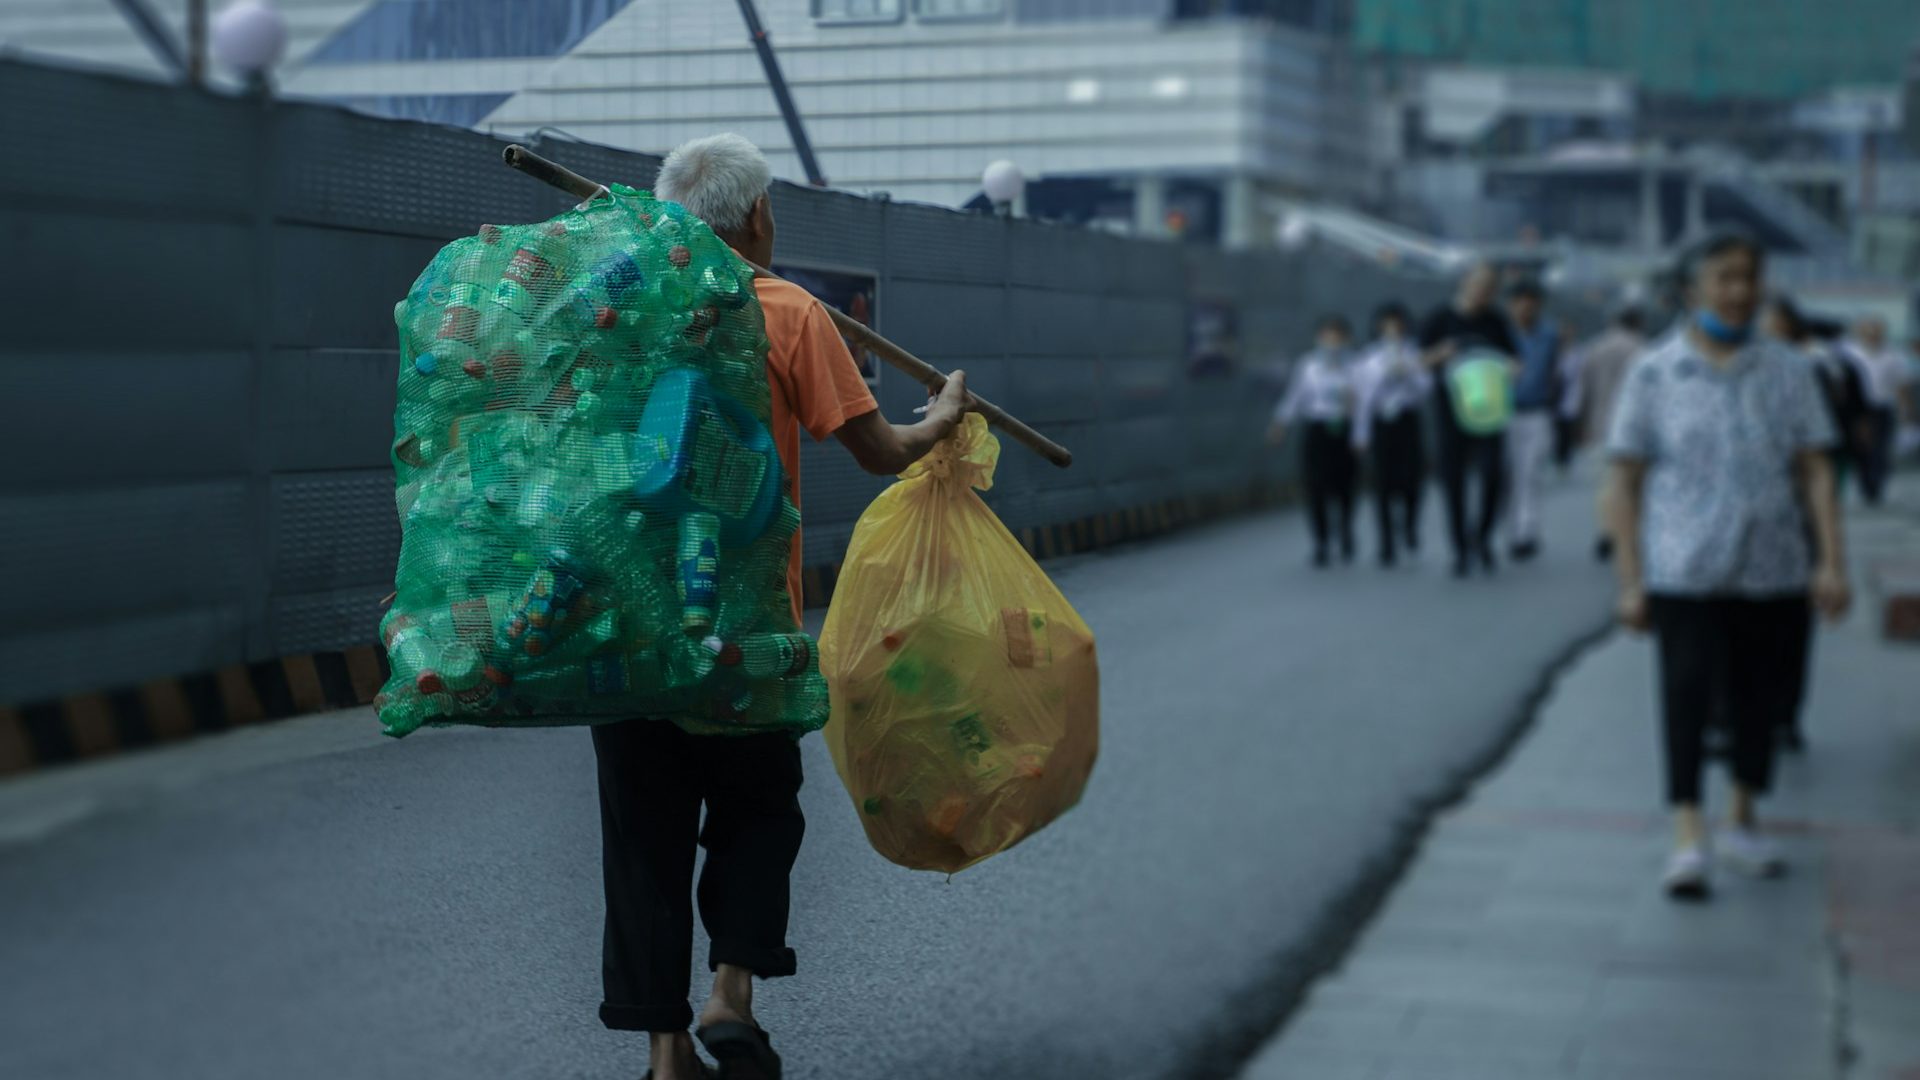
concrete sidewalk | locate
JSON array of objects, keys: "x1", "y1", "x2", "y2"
[{"x1": 1241, "y1": 489, "x2": 1920, "y2": 1080}]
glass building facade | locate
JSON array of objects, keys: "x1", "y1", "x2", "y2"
[
  {"x1": 1355, "y1": 0, "x2": 1920, "y2": 101},
  {"x1": 307, "y1": 0, "x2": 637, "y2": 64}
]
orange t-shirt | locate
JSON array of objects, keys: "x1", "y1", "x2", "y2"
[{"x1": 752, "y1": 275, "x2": 880, "y2": 624}]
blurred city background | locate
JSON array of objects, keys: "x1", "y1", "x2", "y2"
[{"x1": 1, "y1": 2, "x2": 1917, "y2": 1079}]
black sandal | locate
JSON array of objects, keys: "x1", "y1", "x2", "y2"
[{"x1": 695, "y1": 1021, "x2": 782, "y2": 1080}]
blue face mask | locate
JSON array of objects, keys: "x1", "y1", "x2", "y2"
[{"x1": 1695, "y1": 309, "x2": 1753, "y2": 346}]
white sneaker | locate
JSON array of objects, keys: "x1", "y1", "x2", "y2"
[
  {"x1": 1662, "y1": 845, "x2": 1711, "y2": 900},
  {"x1": 1719, "y1": 827, "x2": 1788, "y2": 878}
]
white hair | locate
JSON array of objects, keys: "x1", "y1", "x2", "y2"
[{"x1": 654, "y1": 133, "x2": 771, "y2": 235}]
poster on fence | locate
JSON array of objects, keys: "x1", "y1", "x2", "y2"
[
  {"x1": 773, "y1": 263, "x2": 882, "y2": 387},
  {"x1": 1187, "y1": 299, "x2": 1240, "y2": 380}
]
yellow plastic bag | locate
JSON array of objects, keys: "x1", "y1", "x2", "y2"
[{"x1": 820, "y1": 414, "x2": 1099, "y2": 873}]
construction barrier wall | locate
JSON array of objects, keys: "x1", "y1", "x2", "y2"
[{"x1": 0, "y1": 59, "x2": 1459, "y2": 749}]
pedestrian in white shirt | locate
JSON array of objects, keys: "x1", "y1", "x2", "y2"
[
  {"x1": 1844, "y1": 317, "x2": 1907, "y2": 506},
  {"x1": 1352, "y1": 303, "x2": 1431, "y2": 567},
  {"x1": 1270, "y1": 315, "x2": 1361, "y2": 567}
]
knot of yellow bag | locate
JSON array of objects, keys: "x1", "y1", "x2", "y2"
[{"x1": 901, "y1": 412, "x2": 1000, "y2": 492}]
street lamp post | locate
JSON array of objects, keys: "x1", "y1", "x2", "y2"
[{"x1": 187, "y1": 0, "x2": 207, "y2": 85}]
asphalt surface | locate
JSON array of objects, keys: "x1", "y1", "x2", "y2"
[{"x1": 0, "y1": 478, "x2": 1613, "y2": 1080}]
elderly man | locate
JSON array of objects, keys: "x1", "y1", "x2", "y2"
[
  {"x1": 1602, "y1": 233, "x2": 1850, "y2": 901},
  {"x1": 591, "y1": 133, "x2": 970, "y2": 1080}
]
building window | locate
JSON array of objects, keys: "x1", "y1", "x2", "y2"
[
  {"x1": 813, "y1": 0, "x2": 905, "y2": 23},
  {"x1": 307, "y1": 0, "x2": 635, "y2": 65},
  {"x1": 1015, "y1": 0, "x2": 1172, "y2": 20},
  {"x1": 915, "y1": 0, "x2": 1008, "y2": 19}
]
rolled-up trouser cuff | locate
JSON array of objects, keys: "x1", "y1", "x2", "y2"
[
  {"x1": 709, "y1": 937, "x2": 797, "y2": 978},
  {"x1": 599, "y1": 1000, "x2": 695, "y2": 1033}
]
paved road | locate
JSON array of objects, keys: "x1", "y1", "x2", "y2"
[{"x1": 1, "y1": 480, "x2": 1613, "y2": 1080}]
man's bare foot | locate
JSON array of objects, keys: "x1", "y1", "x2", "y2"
[
  {"x1": 648, "y1": 1031, "x2": 705, "y2": 1080},
  {"x1": 698, "y1": 964, "x2": 758, "y2": 1031},
  {"x1": 697, "y1": 1001, "x2": 753, "y2": 1029}
]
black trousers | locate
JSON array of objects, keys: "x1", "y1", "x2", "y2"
[
  {"x1": 592, "y1": 718, "x2": 805, "y2": 1033},
  {"x1": 1648, "y1": 595, "x2": 1808, "y2": 806},
  {"x1": 1859, "y1": 406, "x2": 1896, "y2": 506},
  {"x1": 1778, "y1": 603, "x2": 1815, "y2": 739},
  {"x1": 1369, "y1": 411, "x2": 1425, "y2": 558},
  {"x1": 1302, "y1": 420, "x2": 1357, "y2": 557},
  {"x1": 1436, "y1": 424, "x2": 1505, "y2": 561}
]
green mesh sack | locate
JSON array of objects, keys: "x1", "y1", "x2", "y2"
[{"x1": 376, "y1": 185, "x2": 829, "y2": 740}]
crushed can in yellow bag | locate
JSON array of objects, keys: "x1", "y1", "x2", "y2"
[{"x1": 820, "y1": 414, "x2": 1099, "y2": 873}]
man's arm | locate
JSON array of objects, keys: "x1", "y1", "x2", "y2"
[
  {"x1": 833, "y1": 372, "x2": 970, "y2": 476},
  {"x1": 1797, "y1": 449, "x2": 1852, "y2": 620},
  {"x1": 1419, "y1": 338, "x2": 1456, "y2": 370},
  {"x1": 1350, "y1": 364, "x2": 1378, "y2": 450},
  {"x1": 1268, "y1": 359, "x2": 1309, "y2": 444},
  {"x1": 1600, "y1": 458, "x2": 1649, "y2": 630},
  {"x1": 1414, "y1": 311, "x2": 1453, "y2": 370}
]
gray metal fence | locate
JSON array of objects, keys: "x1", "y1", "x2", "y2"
[{"x1": 0, "y1": 58, "x2": 1451, "y2": 705}]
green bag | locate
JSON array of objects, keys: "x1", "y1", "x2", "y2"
[
  {"x1": 377, "y1": 185, "x2": 828, "y2": 740},
  {"x1": 1446, "y1": 351, "x2": 1515, "y2": 436}
]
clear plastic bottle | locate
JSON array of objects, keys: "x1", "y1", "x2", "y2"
[
  {"x1": 384, "y1": 616, "x2": 446, "y2": 695},
  {"x1": 714, "y1": 633, "x2": 813, "y2": 679},
  {"x1": 677, "y1": 512, "x2": 721, "y2": 636}
]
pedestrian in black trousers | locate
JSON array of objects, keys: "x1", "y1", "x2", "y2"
[
  {"x1": 1843, "y1": 316, "x2": 1907, "y2": 507},
  {"x1": 1352, "y1": 303, "x2": 1430, "y2": 566},
  {"x1": 1417, "y1": 263, "x2": 1520, "y2": 578},
  {"x1": 621, "y1": 133, "x2": 975, "y2": 1080},
  {"x1": 1604, "y1": 234, "x2": 1852, "y2": 901},
  {"x1": 1270, "y1": 315, "x2": 1361, "y2": 567},
  {"x1": 1770, "y1": 298, "x2": 1869, "y2": 495}
]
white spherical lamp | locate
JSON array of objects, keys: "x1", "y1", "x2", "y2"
[
  {"x1": 982, "y1": 160, "x2": 1026, "y2": 206},
  {"x1": 211, "y1": 1, "x2": 289, "y2": 75}
]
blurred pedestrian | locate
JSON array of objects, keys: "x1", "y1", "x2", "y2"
[
  {"x1": 1353, "y1": 302, "x2": 1430, "y2": 567},
  {"x1": 1843, "y1": 317, "x2": 1907, "y2": 506},
  {"x1": 1553, "y1": 316, "x2": 1583, "y2": 472},
  {"x1": 1576, "y1": 306, "x2": 1648, "y2": 561},
  {"x1": 1503, "y1": 280, "x2": 1560, "y2": 561},
  {"x1": 1602, "y1": 233, "x2": 1850, "y2": 901},
  {"x1": 601, "y1": 133, "x2": 971, "y2": 1080},
  {"x1": 1419, "y1": 262, "x2": 1519, "y2": 577},
  {"x1": 1270, "y1": 314, "x2": 1360, "y2": 567},
  {"x1": 1577, "y1": 307, "x2": 1648, "y2": 451},
  {"x1": 1769, "y1": 297, "x2": 1869, "y2": 499},
  {"x1": 1903, "y1": 331, "x2": 1920, "y2": 461}
]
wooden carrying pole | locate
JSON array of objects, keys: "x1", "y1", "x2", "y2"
[{"x1": 502, "y1": 144, "x2": 1073, "y2": 468}]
